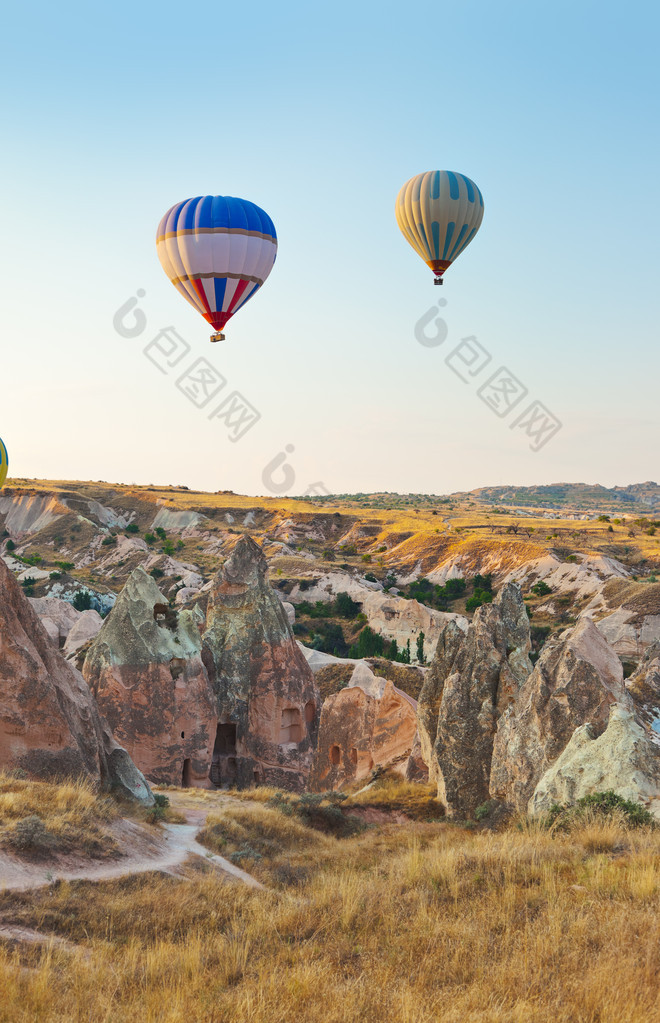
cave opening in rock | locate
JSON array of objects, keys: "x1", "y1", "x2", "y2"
[
  {"x1": 213, "y1": 722, "x2": 237, "y2": 756},
  {"x1": 154, "y1": 603, "x2": 178, "y2": 631},
  {"x1": 304, "y1": 700, "x2": 316, "y2": 724},
  {"x1": 279, "y1": 707, "x2": 303, "y2": 743},
  {"x1": 329, "y1": 744, "x2": 341, "y2": 765},
  {"x1": 182, "y1": 758, "x2": 192, "y2": 787},
  {"x1": 169, "y1": 657, "x2": 185, "y2": 681},
  {"x1": 350, "y1": 747, "x2": 358, "y2": 765}
]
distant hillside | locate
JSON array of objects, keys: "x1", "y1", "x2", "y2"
[
  {"x1": 466, "y1": 482, "x2": 660, "y2": 512},
  {"x1": 299, "y1": 483, "x2": 660, "y2": 514}
]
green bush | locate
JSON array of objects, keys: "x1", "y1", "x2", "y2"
[
  {"x1": 72, "y1": 590, "x2": 93, "y2": 611},
  {"x1": 544, "y1": 790, "x2": 655, "y2": 830},
  {"x1": 335, "y1": 591, "x2": 362, "y2": 618},
  {"x1": 125, "y1": 523, "x2": 140, "y2": 534},
  {"x1": 531, "y1": 580, "x2": 552, "y2": 597}
]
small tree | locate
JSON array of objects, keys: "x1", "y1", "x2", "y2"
[{"x1": 416, "y1": 631, "x2": 425, "y2": 665}]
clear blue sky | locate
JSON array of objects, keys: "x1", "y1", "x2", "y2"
[{"x1": 1, "y1": 0, "x2": 658, "y2": 496}]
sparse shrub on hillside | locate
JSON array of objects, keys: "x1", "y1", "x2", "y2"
[
  {"x1": 155, "y1": 527, "x2": 167, "y2": 540},
  {"x1": 150, "y1": 568, "x2": 164, "y2": 579},
  {"x1": 125, "y1": 523, "x2": 139, "y2": 534},
  {"x1": 49, "y1": 571, "x2": 62, "y2": 580},
  {"x1": 101, "y1": 534, "x2": 117, "y2": 546},
  {"x1": 144, "y1": 532, "x2": 156, "y2": 545},
  {"x1": 531, "y1": 580, "x2": 552, "y2": 597},
  {"x1": 5, "y1": 815, "x2": 55, "y2": 854},
  {"x1": 543, "y1": 790, "x2": 655, "y2": 831},
  {"x1": 162, "y1": 541, "x2": 176, "y2": 556},
  {"x1": 5, "y1": 538, "x2": 15, "y2": 551},
  {"x1": 55, "y1": 560, "x2": 75, "y2": 572},
  {"x1": 364, "y1": 571, "x2": 378, "y2": 582}
]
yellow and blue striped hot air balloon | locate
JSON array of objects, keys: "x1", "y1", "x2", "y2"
[
  {"x1": 156, "y1": 195, "x2": 277, "y2": 342},
  {"x1": 396, "y1": 170, "x2": 484, "y2": 284},
  {"x1": 0, "y1": 437, "x2": 8, "y2": 489}
]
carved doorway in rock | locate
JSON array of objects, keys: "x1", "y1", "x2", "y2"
[{"x1": 210, "y1": 722, "x2": 238, "y2": 787}]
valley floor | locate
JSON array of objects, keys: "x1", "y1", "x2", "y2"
[{"x1": 1, "y1": 779, "x2": 660, "y2": 1022}]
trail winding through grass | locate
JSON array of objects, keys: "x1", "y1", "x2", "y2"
[{"x1": 0, "y1": 796, "x2": 263, "y2": 893}]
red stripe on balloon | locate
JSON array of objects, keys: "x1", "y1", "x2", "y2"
[
  {"x1": 226, "y1": 278, "x2": 250, "y2": 315},
  {"x1": 192, "y1": 278, "x2": 213, "y2": 320}
]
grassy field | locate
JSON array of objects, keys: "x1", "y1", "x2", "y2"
[{"x1": 2, "y1": 778, "x2": 660, "y2": 1022}]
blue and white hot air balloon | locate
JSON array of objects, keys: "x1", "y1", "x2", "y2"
[
  {"x1": 396, "y1": 171, "x2": 484, "y2": 284},
  {"x1": 156, "y1": 195, "x2": 277, "y2": 342}
]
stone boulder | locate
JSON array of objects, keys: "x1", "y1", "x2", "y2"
[
  {"x1": 28, "y1": 596, "x2": 80, "y2": 648},
  {"x1": 0, "y1": 557, "x2": 152, "y2": 804},
  {"x1": 83, "y1": 567, "x2": 217, "y2": 788},
  {"x1": 64, "y1": 609, "x2": 103, "y2": 659},
  {"x1": 530, "y1": 703, "x2": 660, "y2": 819},
  {"x1": 593, "y1": 609, "x2": 660, "y2": 662},
  {"x1": 490, "y1": 617, "x2": 631, "y2": 811},
  {"x1": 310, "y1": 662, "x2": 418, "y2": 791},
  {"x1": 201, "y1": 536, "x2": 321, "y2": 791}
]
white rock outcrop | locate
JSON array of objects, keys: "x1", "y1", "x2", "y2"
[{"x1": 529, "y1": 703, "x2": 660, "y2": 820}]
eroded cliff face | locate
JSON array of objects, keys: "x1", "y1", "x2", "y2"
[
  {"x1": 201, "y1": 537, "x2": 320, "y2": 791},
  {"x1": 417, "y1": 583, "x2": 533, "y2": 816},
  {"x1": 83, "y1": 539, "x2": 321, "y2": 792},
  {"x1": 0, "y1": 557, "x2": 152, "y2": 804},
  {"x1": 309, "y1": 662, "x2": 419, "y2": 791},
  {"x1": 490, "y1": 617, "x2": 631, "y2": 810},
  {"x1": 83, "y1": 567, "x2": 217, "y2": 788}
]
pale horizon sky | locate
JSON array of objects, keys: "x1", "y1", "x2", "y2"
[{"x1": 1, "y1": 1, "x2": 658, "y2": 497}]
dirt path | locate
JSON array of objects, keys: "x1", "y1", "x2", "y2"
[{"x1": 0, "y1": 799, "x2": 263, "y2": 893}]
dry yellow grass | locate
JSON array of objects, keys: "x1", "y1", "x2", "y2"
[
  {"x1": 2, "y1": 786, "x2": 660, "y2": 1022},
  {"x1": 0, "y1": 771, "x2": 119, "y2": 858}
]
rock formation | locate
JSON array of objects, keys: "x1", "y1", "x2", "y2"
[
  {"x1": 0, "y1": 556, "x2": 152, "y2": 804},
  {"x1": 626, "y1": 643, "x2": 660, "y2": 740},
  {"x1": 490, "y1": 617, "x2": 631, "y2": 810},
  {"x1": 417, "y1": 583, "x2": 532, "y2": 816},
  {"x1": 310, "y1": 662, "x2": 418, "y2": 790},
  {"x1": 28, "y1": 596, "x2": 80, "y2": 648},
  {"x1": 63, "y1": 609, "x2": 103, "y2": 659},
  {"x1": 201, "y1": 536, "x2": 320, "y2": 791},
  {"x1": 530, "y1": 703, "x2": 660, "y2": 819},
  {"x1": 83, "y1": 567, "x2": 217, "y2": 788},
  {"x1": 84, "y1": 540, "x2": 321, "y2": 792}
]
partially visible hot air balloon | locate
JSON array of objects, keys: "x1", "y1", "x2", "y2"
[
  {"x1": 0, "y1": 437, "x2": 8, "y2": 489},
  {"x1": 395, "y1": 171, "x2": 484, "y2": 285},
  {"x1": 156, "y1": 195, "x2": 277, "y2": 342}
]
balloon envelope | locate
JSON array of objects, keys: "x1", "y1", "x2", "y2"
[
  {"x1": 156, "y1": 195, "x2": 277, "y2": 336},
  {"x1": 395, "y1": 171, "x2": 484, "y2": 281},
  {"x1": 0, "y1": 437, "x2": 8, "y2": 489}
]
